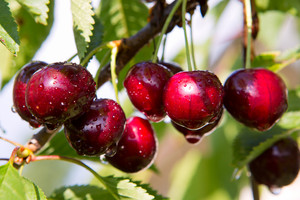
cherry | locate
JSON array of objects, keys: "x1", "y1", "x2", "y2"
[
  {"x1": 64, "y1": 98, "x2": 126, "y2": 156},
  {"x1": 105, "y1": 116, "x2": 157, "y2": 173},
  {"x1": 223, "y1": 68, "x2": 288, "y2": 131},
  {"x1": 26, "y1": 62, "x2": 96, "y2": 129},
  {"x1": 172, "y1": 108, "x2": 223, "y2": 144},
  {"x1": 249, "y1": 137, "x2": 300, "y2": 191},
  {"x1": 158, "y1": 61, "x2": 183, "y2": 75},
  {"x1": 124, "y1": 62, "x2": 172, "y2": 122},
  {"x1": 13, "y1": 61, "x2": 48, "y2": 128},
  {"x1": 163, "y1": 70, "x2": 224, "y2": 130}
]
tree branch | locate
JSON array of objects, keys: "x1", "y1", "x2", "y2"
[{"x1": 97, "y1": 0, "x2": 199, "y2": 88}]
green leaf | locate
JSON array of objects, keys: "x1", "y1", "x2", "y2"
[
  {"x1": 99, "y1": 0, "x2": 148, "y2": 41},
  {"x1": 37, "y1": 130, "x2": 99, "y2": 162},
  {"x1": 22, "y1": 177, "x2": 47, "y2": 200},
  {"x1": 251, "y1": 46, "x2": 300, "y2": 72},
  {"x1": 278, "y1": 111, "x2": 300, "y2": 129},
  {"x1": 71, "y1": 0, "x2": 95, "y2": 60},
  {"x1": 255, "y1": 0, "x2": 300, "y2": 17},
  {"x1": 0, "y1": 0, "x2": 54, "y2": 87},
  {"x1": 0, "y1": 0, "x2": 20, "y2": 54},
  {"x1": 80, "y1": 14, "x2": 104, "y2": 65},
  {"x1": 16, "y1": 0, "x2": 50, "y2": 25},
  {"x1": 0, "y1": 163, "x2": 46, "y2": 200},
  {"x1": 102, "y1": 176, "x2": 165, "y2": 200},
  {"x1": 95, "y1": 0, "x2": 149, "y2": 67},
  {"x1": 232, "y1": 126, "x2": 297, "y2": 170},
  {"x1": 49, "y1": 185, "x2": 114, "y2": 200}
]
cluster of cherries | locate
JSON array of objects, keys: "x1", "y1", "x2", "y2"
[{"x1": 12, "y1": 60, "x2": 299, "y2": 190}]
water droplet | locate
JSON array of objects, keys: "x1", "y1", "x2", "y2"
[
  {"x1": 269, "y1": 186, "x2": 281, "y2": 195},
  {"x1": 185, "y1": 134, "x2": 202, "y2": 144},
  {"x1": 232, "y1": 168, "x2": 242, "y2": 180},
  {"x1": 99, "y1": 154, "x2": 108, "y2": 164},
  {"x1": 105, "y1": 143, "x2": 118, "y2": 157},
  {"x1": 38, "y1": 84, "x2": 44, "y2": 91},
  {"x1": 11, "y1": 105, "x2": 16, "y2": 113}
]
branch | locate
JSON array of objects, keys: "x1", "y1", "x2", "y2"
[
  {"x1": 25, "y1": 126, "x2": 61, "y2": 153},
  {"x1": 97, "y1": 0, "x2": 199, "y2": 88}
]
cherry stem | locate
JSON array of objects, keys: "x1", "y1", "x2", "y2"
[
  {"x1": 108, "y1": 41, "x2": 121, "y2": 105},
  {"x1": 95, "y1": 50, "x2": 111, "y2": 88},
  {"x1": 152, "y1": 0, "x2": 183, "y2": 63},
  {"x1": 244, "y1": 0, "x2": 252, "y2": 69},
  {"x1": 32, "y1": 155, "x2": 120, "y2": 200},
  {"x1": 0, "y1": 136, "x2": 23, "y2": 147},
  {"x1": 250, "y1": 172, "x2": 260, "y2": 200},
  {"x1": 189, "y1": 16, "x2": 197, "y2": 70},
  {"x1": 182, "y1": 0, "x2": 193, "y2": 71},
  {"x1": 161, "y1": 35, "x2": 167, "y2": 62},
  {"x1": 9, "y1": 147, "x2": 19, "y2": 165},
  {"x1": 80, "y1": 42, "x2": 108, "y2": 67},
  {"x1": 0, "y1": 158, "x2": 9, "y2": 161}
]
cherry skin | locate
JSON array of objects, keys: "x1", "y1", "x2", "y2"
[
  {"x1": 64, "y1": 98, "x2": 126, "y2": 156},
  {"x1": 249, "y1": 137, "x2": 300, "y2": 190},
  {"x1": 163, "y1": 70, "x2": 224, "y2": 130},
  {"x1": 158, "y1": 61, "x2": 183, "y2": 75},
  {"x1": 172, "y1": 108, "x2": 223, "y2": 144},
  {"x1": 26, "y1": 62, "x2": 96, "y2": 129},
  {"x1": 124, "y1": 62, "x2": 172, "y2": 122},
  {"x1": 13, "y1": 61, "x2": 48, "y2": 128},
  {"x1": 223, "y1": 68, "x2": 288, "y2": 131},
  {"x1": 105, "y1": 116, "x2": 157, "y2": 173}
]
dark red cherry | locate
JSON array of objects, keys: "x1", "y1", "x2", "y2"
[
  {"x1": 223, "y1": 68, "x2": 288, "y2": 131},
  {"x1": 163, "y1": 70, "x2": 224, "y2": 130},
  {"x1": 124, "y1": 62, "x2": 172, "y2": 122},
  {"x1": 26, "y1": 62, "x2": 96, "y2": 129},
  {"x1": 158, "y1": 61, "x2": 183, "y2": 75},
  {"x1": 105, "y1": 116, "x2": 157, "y2": 173},
  {"x1": 13, "y1": 61, "x2": 48, "y2": 128},
  {"x1": 64, "y1": 98, "x2": 126, "y2": 156},
  {"x1": 172, "y1": 108, "x2": 223, "y2": 144},
  {"x1": 249, "y1": 137, "x2": 300, "y2": 190}
]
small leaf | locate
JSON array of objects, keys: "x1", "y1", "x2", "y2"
[
  {"x1": 278, "y1": 111, "x2": 300, "y2": 129},
  {"x1": 71, "y1": 0, "x2": 95, "y2": 60},
  {"x1": 232, "y1": 126, "x2": 297, "y2": 170},
  {"x1": 16, "y1": 0, "x2": 50, "y2": 25},
  {"x1": 0, "y1": 0, "x2": 20, "y2": 54},
  {"x1": 251, "y1": 46, "x2": 300, "y2": 72},
  {"x1": 49, "y1": 185, "x2": 114, "y2": 200},
  {"x1": 102, "y1": 176, "x2": 167, "y2": 200},
  {"x1": 80, "y1": 14, "x2": 104, "y2": 65},
  {"x1": 255, "y1": 0, "x2": 300, "y2": 17},
  {"x1": 0, "y1": 163, "x2": 46, "y2": 200},
  {"x1": 0, "y1": 163, "x2": 25, "y2": 200},
  {"x1": 22, "y1": 177, "x2": 47, "y2": 200}
]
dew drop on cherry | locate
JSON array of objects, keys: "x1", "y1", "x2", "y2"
[
  {"x1": 269, "y1": 186, "x2": 282, "y2": 195},
  {"x1": 105, "y1": 143, "x2": 118, "y2": 157},
  {"x1": 11, "y1": 105, "x2": 17, "y2": 113},
  {"x1": 99, "y1": 154, "x2": 108, "y2": 164}
]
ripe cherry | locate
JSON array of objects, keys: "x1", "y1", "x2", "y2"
[
  {"x1": 64, "y1": 98, "x2": 126, "y2": 156},
  {"x1": 105, "y1": 116, "x2": 157, "y2": 173},
  {"x1": 124, "y1": 62, "x2": 172, "y2": 122},
  {"x1": 249, "y1": 137, "x2": 300, "y2": 191},
  {"x1": 13, "y1": 61, "x2": 48, "y2": 128},
  {"x1": 223, "y1": 68, "x2": 288, "y2": 131},
  {"x1": 163, "y1": 70, "x2": 224, "y2": 130},
  {"x1": 26, "y1": 62, "x2": 96, "y2": 129},
  {"x1": 172, "y1": 108, "x2": 223, "y2": 144}
]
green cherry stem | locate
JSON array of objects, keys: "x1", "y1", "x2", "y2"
[
  {"x1": 32, "y1": 155, "x2": 120, "y2": 200},
  {"x1": 107, "y1": 41, "x2": 121, "y2": 105},
  {"x1": 0, "y1": 136, "x2": 23, "y2": 147},
  {"x1": 189, "y1": 16, "x2": 197, "y2": 70},
  {"x1": 244, "y1": 0, "x2": 252, "y2": 69},
  {"x1": 182, "y1": 0, "x2": 193, "y2": 71},
  {"x1": 152, "y1": 0, "x2": 183, "y2": 63},
  {"x1": 80, "y1": 42, "x2": 109, "y2": 67}
]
